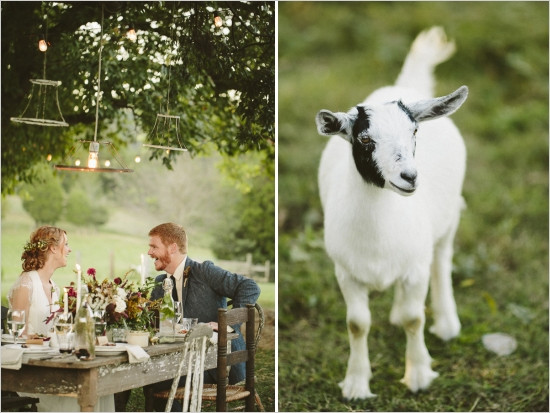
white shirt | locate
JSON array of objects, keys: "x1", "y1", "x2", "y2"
[{"x1": 169, "y1": 256, "x2": 187, "y2": 302}]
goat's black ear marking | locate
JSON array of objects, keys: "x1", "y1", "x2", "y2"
[{"x1": 322, "y1": 114, "x2": 343, "y2": 134}]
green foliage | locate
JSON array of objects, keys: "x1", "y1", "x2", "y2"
[
  {"x1": 1, "y1": 1, "x2": 274, "y2": 195},
  {"x1": 209, "y1": 151, "x2": 275, "y2": 263},
  {"x1": 65, "y1": 186, "x2": 109, "y2": 228},
  {"x1": 65, "y1": 188, "x2": 93, "y2": 226},
  {"x1": 18, "y1": 164, "x2": 64, "y2": 225},
  {"x1": 278, "y1": 2, "x2": 548, "y2": 411}
]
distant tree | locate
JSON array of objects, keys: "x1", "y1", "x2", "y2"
[
  {"x1": 65, "y1": 188, "x2": 92, "y2": 226},
  {"x1": 211, "y1": 171, "x2": 275, "y2": 264},
  {"x1": 1, "y1": 1, "x2": 274, "y2": 195},
  {"x1": 19, "y1": 164, "x2": 64, "y2": 225}
]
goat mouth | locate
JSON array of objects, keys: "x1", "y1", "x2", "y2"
[{"x1": 390, "y1": 182, "x2": 416, "y2": 194}]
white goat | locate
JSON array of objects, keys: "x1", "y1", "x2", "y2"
[{"x1": 315, "y1": 27, "x2": 468, "y2": 399}]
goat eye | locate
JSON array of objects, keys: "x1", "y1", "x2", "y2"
[{"x1": 360, "y1": 136, "x2": 372, "y2": 144}]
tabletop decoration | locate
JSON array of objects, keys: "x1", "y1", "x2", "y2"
[{"x1": 50, "y1": 268, "x2": 161, "y2": 342}]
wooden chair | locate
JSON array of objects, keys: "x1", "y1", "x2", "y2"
[
  {"x1": 200, "y1": 303, "x2": 261, "y2": 412},
  {"x1": 157, "y1": 323, "x2": 214, "y2": 412},
  {"x1": 1, "y1": 391, "x2": 39, "y2": 412}
]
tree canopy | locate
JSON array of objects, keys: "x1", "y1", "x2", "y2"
[{"x1": 1, "y1": 1, "x2": 274, "y2": 194}]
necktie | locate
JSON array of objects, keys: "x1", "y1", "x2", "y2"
[{"x1": 170, "y1": 275, "x2": 178, "y2": 302}]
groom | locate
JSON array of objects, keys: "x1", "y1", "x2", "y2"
[{"x1": 147, "y1": 222, "x2": 261, "y2": 410}]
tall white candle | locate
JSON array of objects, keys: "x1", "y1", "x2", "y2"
[
  {"x1": 140, "y1": 254, "x2": 146, "y2": 285},
  {"x1": 75, "y1": 264, "x2": 82, "y2": 310},
  {"x1": 63, "y1": 288, "x2": 69, "y2": 316}
]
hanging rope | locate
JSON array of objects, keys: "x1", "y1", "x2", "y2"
[{"x1": 93, "y1": 4, "x2": 105, "y2": 143}]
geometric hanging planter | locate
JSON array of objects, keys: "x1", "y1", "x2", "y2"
[
  {"x1": 143, "y1": 5, "x2": 188, "y2": 154},
  {"x1": 11, "y1": 78, "x2": 69, "y2": 127},
  {"x1": 143, "y1": 113, "x2": 188, "y2": 152},
  {"x1": 54, "y1": 139, "x2": 133, "y2": 173},
  {"x1": 54, "y1": 4, "x2": 132, "y2": 174}
]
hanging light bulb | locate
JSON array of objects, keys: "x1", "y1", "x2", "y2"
[
  {"x1": 126, "y1": 28, "x2": 137, "y2": 42},
  {"x1": 38, "y1": 39, "x2": 48, "y2": 52},
  {"x1": 104, "y1": 159, "x2": 111, "y2": 167},
  {"x1": 75, "y1": 159, "x2": 81, "y2": 166},
  {"x1": 214, "y1": 15, "x2": 223, "y2": 28},
  {"x1": 87, "y1": 141, "x2": 100, "y2": 168},
  {"x1": 46, "y1": 154, "x2": 52, "y2": 161},
  {"x1": 134, "y1": 155, "x2": 141, "y2": 163}
]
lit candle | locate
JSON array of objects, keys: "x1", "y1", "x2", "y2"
[
  {"x1": 75, "y1": 264, "x2": 82, "y2": 310},
  {"x1": 63, "y1": 288, "x2": 68, "y2": 316}
]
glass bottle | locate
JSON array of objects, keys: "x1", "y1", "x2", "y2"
[
  {"x1": 74, "y1": 294, "x2": 95, "y2": 360},
  {"x1": 159, "y1": 277, "x2": 175, "y2": 338}
]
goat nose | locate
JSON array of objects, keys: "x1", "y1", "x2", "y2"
[{"x1": 400, "y1": 170, "x2": 417, "y2": 185}]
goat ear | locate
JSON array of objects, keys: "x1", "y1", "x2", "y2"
[
  {"x1": 316, "y1": 110, "x2": 353, "y2": 142},
  {"x1": 408, "y1": 85, "x2": 469, "y2": 122}
]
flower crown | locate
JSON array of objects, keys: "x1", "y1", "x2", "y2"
[{"x1": 23, "y1": 239, "x2": 48, "y2": 252}]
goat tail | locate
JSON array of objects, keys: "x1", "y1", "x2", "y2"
[{"x1": 395, "y1": 26, "x2": 456, "y2": 97}]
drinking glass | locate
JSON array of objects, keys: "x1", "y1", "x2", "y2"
[
  {"x1": 174, "y1": 301, "x2": 183, "y2": 325},
  {"x1": 54, "y1": 313, "x2": 74, "y2": 353},
  {"x1": 93, "y1": 310, "x2": 107, "y2": 337},
  {"x1": 7, "y1": 309, "x2": 26, "y2": 344}
]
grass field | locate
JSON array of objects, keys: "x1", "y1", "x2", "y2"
[{"x1": 278, "y1": 2, "x2": 548, "y2": 412}]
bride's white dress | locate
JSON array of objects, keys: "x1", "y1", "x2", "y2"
[{"x1": 9, "y1": 271, "x2": 115, "y2": 412}]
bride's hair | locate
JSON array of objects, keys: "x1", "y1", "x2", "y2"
[{"x1": 21, "y1": 226, "x2": 66, "y2": 271}]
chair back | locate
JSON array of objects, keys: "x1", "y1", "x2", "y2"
[
  {"x1": 216, "y1": 303, "x2": 256, "y2": 412},
  {"x1": 165, "y1": 323, "x2": 213, "y2": 412}
]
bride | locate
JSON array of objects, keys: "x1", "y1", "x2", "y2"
[{"x1": 8, "y1": 225, "x2": 115, "y2": 412}]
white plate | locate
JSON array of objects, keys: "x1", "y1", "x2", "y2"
[
  {"x1": 96, "y1": 343, "x2": 127, "y2": 356},
  {"x1": 3, "y1": 343, "x2": 59, "y2": 362},
  {"x1": 1, "y1": 334, "x2": 26, "y2": 344},
  {"x1": 3, "y1": 343, "x2": 51, "y2": 352}
]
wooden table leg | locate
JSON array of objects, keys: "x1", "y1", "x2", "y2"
[
  {"x1": 77, "y1": 368, "x2": 98, "y2": 412},
  {"x1": 144, "y1": 384, "x2": 155, "y2": 412}
]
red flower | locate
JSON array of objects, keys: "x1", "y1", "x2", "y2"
[
  {"x1": 87, "y1": 268, "x2": 97, "y2": 278},
  {"x1": 114, "y1": 277, "x2": 122, "y2": 285}
]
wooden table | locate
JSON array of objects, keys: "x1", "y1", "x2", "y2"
[{"x1": 2, "y1": 340, "x2": 221, "y2": 411}]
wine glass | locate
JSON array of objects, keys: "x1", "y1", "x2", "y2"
[
  {"x1": 54, "y1": 313, "x2": 74, "y2": 353},
  {"x1": 174, "y1": 301, "x2": 183, "y2": 325},
  {"x1": 93, "y1": 310, "x2": 107, "y2": 337},
  {"x1": 7, "y1": 309, "x2": 26, "y2": 344}
]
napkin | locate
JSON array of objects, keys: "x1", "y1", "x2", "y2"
[
  {"x1": 1, "y1": 347, "x2": 25, "y2": 370},
  {"x1": 126, "y1": 344, "x2": 150, "y2": 363}
]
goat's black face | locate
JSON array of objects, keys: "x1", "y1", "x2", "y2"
[{"x1": 351, "y1": 106, "x2": 385, "y2": 188}]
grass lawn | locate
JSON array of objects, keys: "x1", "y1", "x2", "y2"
[{"x1": 278, "y1": 2, "x2": 548, "y2": 411}]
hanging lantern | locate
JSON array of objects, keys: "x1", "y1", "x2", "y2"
[{"x1": 54, "y1": 5, "x2": 132, "y2": 174}]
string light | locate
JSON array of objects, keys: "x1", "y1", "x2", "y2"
[
  {"x1": 126, "y1": 28, "x2": 137, "y2": 42},
  {"x1": 214, "y1": 15, "x2": 223, "y2": 28},
  {"x1": 38, "y1": 39, "x2": 48, "y2": 52}
]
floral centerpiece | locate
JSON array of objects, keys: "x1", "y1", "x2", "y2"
[{"x1": 51, "y1": 268, "x2": 161, "y2": 337}]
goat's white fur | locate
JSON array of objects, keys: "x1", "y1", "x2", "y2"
[{"x1": 316, "y1": 27, "x2": 467, "y2": 399}]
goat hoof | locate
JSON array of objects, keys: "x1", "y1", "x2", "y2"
[
  {"x1": 339, "y1": 378, "x2": 377, "y2": 400},
  {"x1": 401, "y1": 367, "x2": 439, "y2": 393}
]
